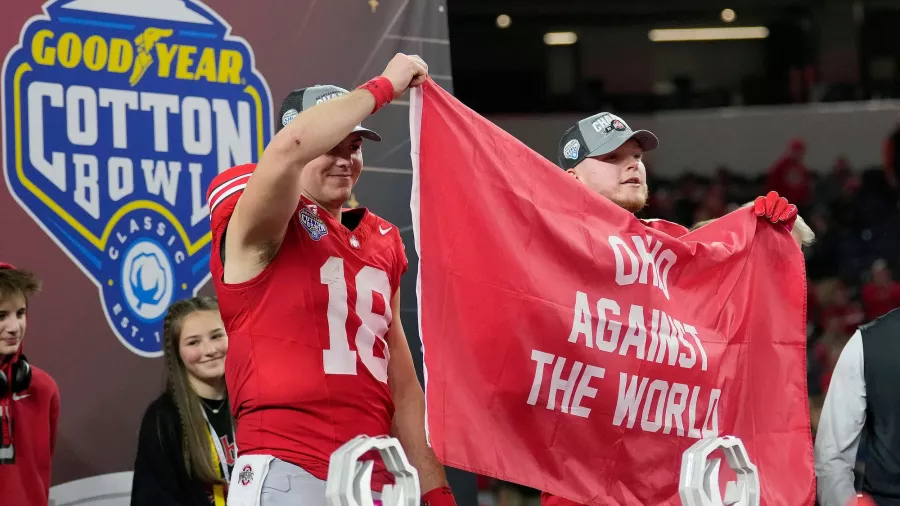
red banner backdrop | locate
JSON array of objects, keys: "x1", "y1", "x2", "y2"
[{"x1": 409, "y1": 80, "x2": 815, "y2": 506}]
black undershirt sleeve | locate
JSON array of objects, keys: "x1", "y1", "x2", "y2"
[{"x1": 130, "y1": 398, "x2": 192, "y2": 506}]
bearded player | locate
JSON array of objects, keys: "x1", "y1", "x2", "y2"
[
  {"x1": 543, "y1": 112, "x2": 799, "y2": 506},
  {"x1": 556, "y1": 112, "x2": 798, "y2": 238},
  {"x1": 206, "y1": 54, "x2": 455, "y2": 506}
]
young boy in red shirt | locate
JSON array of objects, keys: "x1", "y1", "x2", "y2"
[{"x1": 0, "y1": 262, "x2": 60, "y2": 506}]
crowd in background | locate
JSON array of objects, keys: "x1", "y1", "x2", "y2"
[
  {"x1": 641, "y1": 141, "x2": 900, "y2": 435},
  {"x1": 478, "y1": 140, "x2": 900, "y2": 506}
]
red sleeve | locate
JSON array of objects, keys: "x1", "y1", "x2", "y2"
[
  {"x1": 208, "y1": 164, "x2": 255, "y2": 234},
  {"x1": 207, "y1": 164, "x2": 256, "y2": 274},
  {"x1": 393, "y1": 236, "x2": 408, "y2": 295},
  {"x1": 766, "y1": 158, "x2": 789, "y2": 191},
  {"x1": 861, "y1": 283, "x2": 875, "y2": 307}
]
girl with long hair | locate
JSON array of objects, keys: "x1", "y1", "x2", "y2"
[{"x1": 131, "y1": 297, "x2": 236, "y2": 506}]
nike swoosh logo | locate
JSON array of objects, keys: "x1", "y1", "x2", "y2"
[
  {"x1": 379, "y1": 226, "x2": 393, "y2": 235},
  {"x1": 12, "y1": 393, "x2": 29, "y2": 401}
]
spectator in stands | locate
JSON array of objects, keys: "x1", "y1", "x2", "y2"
[
  {"x1": 672, "y1": 174, "x2": 704, "y2": 225},
  {"x1": 816, "y1": 156, "x2": 860, "y2": 208},
  {"x1": 813, "y1": 315, "x2": 852, "y2": 395},
  {"x1": 819, "y1": 282, "x2": 865, "y2": 338},
  {"x1": 0, "y1": 263, "x2": 59, "y2": 506},
  {"x1": 692, "y1": 183, "x2": 728, "y2": 224},
  {"x1": 861, "y1": 259, "x2": 900, "y2": 321},
  {"x1": 803, "y1": 207, "x2": 842, "y2": 280},
  {"x1": 766, "y1": 138, "x2": 814, "y2": 211},
  {"x1": 131, "y1": 297, "x2": 235, "y2": 506},
  {"x1": 646, "y1": 182, "x2": 676, "y2": 223}
]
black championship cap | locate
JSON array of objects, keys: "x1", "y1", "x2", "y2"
[
  {"x1": 276, "y1": 84, "x2": 382, "y2": 141},
  {"x1": 557, "y1": 112, "x2": 658, "y2": 170}
]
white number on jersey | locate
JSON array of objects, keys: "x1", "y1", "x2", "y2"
[{"x1": 320, "y1": 256, "x2": 392, "y2": 382}]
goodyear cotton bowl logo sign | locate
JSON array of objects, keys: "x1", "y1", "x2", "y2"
[{"x1": 2, "y1": 0, "x2": 272, "y2": 356}]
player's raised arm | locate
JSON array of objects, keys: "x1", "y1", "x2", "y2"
[{"x1": 223, "y1": 54, "x2": 428, "y2": 283}]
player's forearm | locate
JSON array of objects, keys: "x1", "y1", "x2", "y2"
[
  {"x1": 228, "y1": 88, "x2": 377, "y2": 254},
  {"x1": 264, "y1": 89, "x2": 375, "y2": 170},
  {"x1": 392, "y1": 386, "x2": 448, "y2": 493}
]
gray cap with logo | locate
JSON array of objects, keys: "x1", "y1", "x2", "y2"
[
  {"x1": 276, "y1": 84, "x2": 382, "y2": 141},
  {"x1": 557, "y1": 112, "x2": 658, "y2": 170}
]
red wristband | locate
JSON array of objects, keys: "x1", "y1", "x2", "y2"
[
  {"x1": 356, "y1": 76, "x2": 394, "y2": 114},
  {"x1": 422, "y1": 486, "x2": 456, "y2": 506}
]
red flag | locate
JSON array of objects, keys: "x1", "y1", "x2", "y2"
[{"x1": 408, "y1": 80, "x2": 814, "y2": 506}]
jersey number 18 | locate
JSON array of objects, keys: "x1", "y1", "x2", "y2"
[{"x1": 320, "y1": 256, "x2": 392, "y2": 383}]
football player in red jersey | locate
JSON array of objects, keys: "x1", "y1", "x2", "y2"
[
  {"x1": 541, "y1": 113, "x2": 799, "y2": 506},
  {"x1": 207, "y1": 54, "x2": 454, "y2": 506}
]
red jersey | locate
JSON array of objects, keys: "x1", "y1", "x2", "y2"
[
  {"x1": 0, "y1": 366, "x2": 59, "y2": 506},
  {"x1": 207, "y1": 164, "x2": 407, "y2": 485}
]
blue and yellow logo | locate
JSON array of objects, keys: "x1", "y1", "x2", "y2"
[{"x1": 2, "y1": 0, "x2": 273, "y2": 356}]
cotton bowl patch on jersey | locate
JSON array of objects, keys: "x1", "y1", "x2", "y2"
[
  {"x1": 1, "y1": 0, "x2": 273, "y2": 357},
  {"x1": 299, "y1": 206, "x2": 328, "y2": 241}
]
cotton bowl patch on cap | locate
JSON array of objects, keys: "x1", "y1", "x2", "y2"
[
  {"x1": 281, "y1": 108, "x2": 298, "y2": 127},
  {"x1": 275, "y1": 84, "x2": 382, "y2": 141},
  {"x1": 562, "y1": 139, "x2": 581, "y2": 161},
  {"x1": 557, "y1": 112, "x2": 658, "y2": 170}
]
